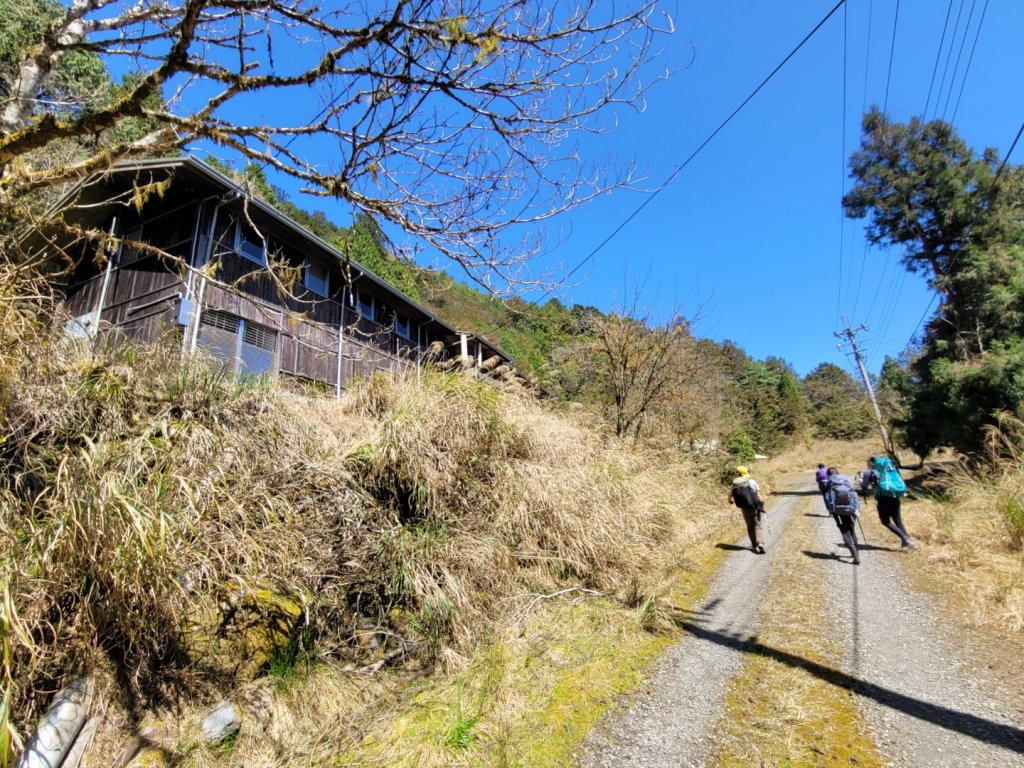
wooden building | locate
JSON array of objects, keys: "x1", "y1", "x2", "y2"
[{"x1": 58, "y1": 157, "x2": 528, "y2": 393}]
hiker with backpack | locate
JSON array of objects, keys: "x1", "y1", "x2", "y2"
[
  {"x1": 824, "y1": 467, "x2": 861, "y2": 564},
  {"x1": 855, "y1": 456, "x2": 878, "y2": 497},
  {"x1": 872, "y1": 456, "x2": 915, "y2": 549},
  {"x1": 815, "y1": 463, "x2": 830, "y2": 499},
  {"x1": 729, "y1": 466, "x2": 766, "y2": 554}
]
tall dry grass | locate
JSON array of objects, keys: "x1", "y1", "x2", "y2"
[
  {"x1": 0, "y1": 263, "x2": 716, "y2": 763},
  {"x1": 906, "y1": 417, "x2": 1024, "y2": 632}
]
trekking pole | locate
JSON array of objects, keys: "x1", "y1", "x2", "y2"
[{"x1": 856, "y1": 515, "x2": 869, "y2": 546}]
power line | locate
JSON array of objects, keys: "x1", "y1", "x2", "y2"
[
  {"x1": 882, "y1": 0, "x2": 900, "y2": 113},
  {"x1": 994, "y1": 118, "x2": 1024, "y2": 182},
  {"x1": 876, "y1": 263, "x2": 910, "y2": 349},
  {"x1": 950, "y1": 0, "x2": 989, "y2": 124},
  {"x1": 849, "y1": 0, "x2": 876, "y2": 327},
  {"x1": 923, "y1": 0, "x2": 956, "y2": 117},
  {"x1": 488, "y1": 0, "x2": 850, "y2": 332},
  {"x1": 932, "y1": 0, "x2": 967, "y2": 121},
  {"x1": 940, "y1": 0, "x2": 978, "y2": 121},
  {"x1": 900, "y1": 293, "x2": 938, "y2": 356},
  {"x1": 860, "y1": 0, "x2": 875, "y2": 112},
  {"x1": 837, "y1": 1, "x2": 849, "y2": 326},
  {"x1": 863, "y1": 245, "x2": 896, "y2": 322}
]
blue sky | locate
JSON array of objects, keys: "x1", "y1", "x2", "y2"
[
  {"x1": 530, "y1": 0, "x2": 1024, "y2": 377},
  {"x1": 190, "y1": 0, "x2": 1023, "y2": 379}
]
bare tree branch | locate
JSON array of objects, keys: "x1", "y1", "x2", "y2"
[{"x1": 1, "y1": 0, "x2": 672, "y2": 293}]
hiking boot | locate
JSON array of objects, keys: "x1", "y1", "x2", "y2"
[
  {"x1": 901, "y1": 540, "x2": 916, "y2": 550},
  {"x1": 756, "y1": 545, "x2": 766, "y2": 554}
]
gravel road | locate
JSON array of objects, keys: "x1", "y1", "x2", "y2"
[
  {"x1": 575, "y1": 480, "x2": 1024, "y2": 767},
  {"x1": 814, "y1": 500, "x2": 1024, "y2": 766},
  {"x1": 575, "y1": 493, "x2": 800, "y2": 768}
]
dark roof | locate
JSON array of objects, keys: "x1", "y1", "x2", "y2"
[{"x1": 101, "y1": 156, "x2": 517, "y2": 365}]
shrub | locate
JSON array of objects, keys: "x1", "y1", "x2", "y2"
[{"x1": 0, "y1": 266, "x2": 695, "y2": 740}]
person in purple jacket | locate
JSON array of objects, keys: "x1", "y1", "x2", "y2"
[{"x1": 815, "y1": 463, "x2": 829, "y2": 499}]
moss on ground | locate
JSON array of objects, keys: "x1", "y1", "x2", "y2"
[{"x1": 712, "y1": 496, "x2": 882, "y2": 767}]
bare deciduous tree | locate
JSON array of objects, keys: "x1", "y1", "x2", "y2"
[
  {"x1": 589, "y1": 309, "x2": 685, "y2": 440},
  {"x1": 0, "y1": 0, "x2": 670, "y2": 291}
]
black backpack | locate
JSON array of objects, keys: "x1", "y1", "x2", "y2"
[{"x1": 732, "y1": 483, "x2": 759, "y2": 510}]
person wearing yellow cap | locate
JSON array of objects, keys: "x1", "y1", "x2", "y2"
[{"x1": 729, "y1": 465, "x2": 766, "y2": 553}]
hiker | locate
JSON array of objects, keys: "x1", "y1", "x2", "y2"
[
  {"x1": 815, "y1": 462, "x2": 830, "y2": 499},
  {"x1": 824, "y1": 467, "x2": 861, "y2": 564},
  {"x1": 873, "y1": 456, "x2": 915, "y2": 549},
  {"x1": 729, "y1": 466, "x2": 766, "y2": 554},
  {"x1": 856, "y1": 456, "x2": 878, "y2": 497}
]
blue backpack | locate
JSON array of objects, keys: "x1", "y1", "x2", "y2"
[{"x1": 874, "y1": 457, "x2": 906, "y2": 498}]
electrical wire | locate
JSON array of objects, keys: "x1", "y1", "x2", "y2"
[
  {"x1": 900, "y1": 294, "x2": 938, "y2": 356},
  {"x1": 923, "y1": 0, "x2": 956, "y2": 117},
  {"x1": 848, "y1": 0, "x2": 876, "y2": 327},
  {"x1": 860, "y1": 0, "x2": 875, "y2": 111},
  {"x1": 940, "y1": 0, "x2": 978, "y2": 121},
  {"x1": 994, "y1": 118, "x2": 1024, "y2": 182},
  {"x1": 932, "y1": 0, "x2": 966, "y2": 121},
  {"x1": 485, "y1": 0, "x2": 850, "y2": 334},
  {"x1": 950, "y1": 0, "x2": 989, "y2": 124},
  {"x1": 882, "y1": 0, "x2": 900, "y2": 113},
  {"x1": 837, "y1": 1, "x2": 849, "y2": 327},
  {"x1": 861, "y1": 245, "x2": 892, "y2": 323}
]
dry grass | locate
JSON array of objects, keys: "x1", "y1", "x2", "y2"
[
  {"x1": 0, "y1": 265, "x2": 727, "y2": 765},
  {"x1": 713, "y1": 495, "x2": 883, "y2": 767},
  {"x1": 895, "y1": 422, "x2": 1024, "y2": 634},
  {"x1": 757, "y1": 437, "x2": 883, "y2": 492}
]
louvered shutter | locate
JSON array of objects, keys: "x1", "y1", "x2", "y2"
[
  {"x1": 239, "y1": 321, "x2": 277, "y2": 375},
  {"x1": 197, "y1": 310, "x2": 239, "y2": 367}
]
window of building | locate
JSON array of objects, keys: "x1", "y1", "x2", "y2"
[
  {"x1": 120, "y1": 223, "x2": 145, "y2": 265},
  {"x1": 305, "y1": 261, "x2": 329, "y2": 296},
  {"x1": 395, "y1": 313, "x2": 411, "y2": 339},
  {"x1": 236, "y1": 224, "x2": 266, "y2": 265},
  {"x1": 357, "y1": 290, "x2": 374, "y2": 321}
]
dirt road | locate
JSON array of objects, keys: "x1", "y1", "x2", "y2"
[{"x1": 577, "y1": 481, "x2": 1024, "y2": 767}]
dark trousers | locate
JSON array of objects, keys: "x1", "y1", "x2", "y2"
[
  {"x1": 877, "y1": 495, "x2": 910, "y2": 543},
  {"x1": 741, "y1": 506, "x2": 765, "y2": 549},
  {"x1": 833, "y1": 513, "x2": 856, "y2": 535}
]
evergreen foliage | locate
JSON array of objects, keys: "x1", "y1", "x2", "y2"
[
  {"x1": 845, "y1": 109, "x2": 1024, "y2": 455},
  {"x1": 802, "y1": 363, "x2": 874, "y2": 439}
]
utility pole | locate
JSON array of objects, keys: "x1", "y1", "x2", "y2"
[{"x1": 835, "y1": 324, "x2": 897, "y2": 463}]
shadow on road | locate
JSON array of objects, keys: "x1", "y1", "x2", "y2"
[
  {"x1": 714, "y1": 543, "x2": 750, "y2": 552},
  {"x1": 801, "y1": 550, "x2": 842, "y2": 561},
  {"x1": 803, "y1": 512, "x2": 832, "y2": 518},
  {"x1": 771, "y1": 489, "x2": 821, "y2": 497},
  {"x1": 670, "y1": 612, "x2": 1024, "y2": 754}
]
